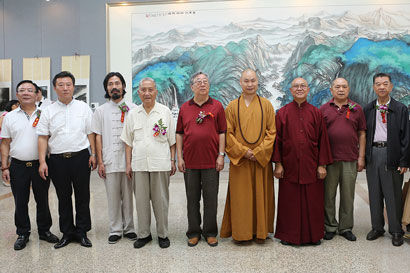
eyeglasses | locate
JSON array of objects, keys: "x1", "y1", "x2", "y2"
[
  {"x1": 139, "y1": 88, "x2": 156, "y2": 93},
  {"x1": 17, "y1": 88, "x2": 35, "y2": 93},
  {"x1": 194, "y1": 80, "x2": 208, "y2": 85},
  {"x1": 291, "y1": 84, "x2": 308, "y2": 90}
]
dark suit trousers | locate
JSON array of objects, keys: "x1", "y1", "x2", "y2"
[
  {"x1": 184, "y1": 168, "x2": 219, "y2": 239},
  {"x1": 49, "y1": 149, "x2": 91, "y2": 238},
  {"x1": 366, "y1": 146, "x2": 404, "y2": 234},
  {"x1": 9, "y1": 158, "x2": 52, "y2": 236}
]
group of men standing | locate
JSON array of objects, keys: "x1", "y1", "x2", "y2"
[{"x1": 1, "y1": 68, "x2": 408, "y2": 251}]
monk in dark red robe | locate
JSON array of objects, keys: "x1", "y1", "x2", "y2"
[{"x1": 273, "y1": 77, "x2": 333, "y2": 245}]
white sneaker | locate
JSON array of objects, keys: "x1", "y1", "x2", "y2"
[{"x1": 2, "y1": 180, "x2": 10, "y2": 187}]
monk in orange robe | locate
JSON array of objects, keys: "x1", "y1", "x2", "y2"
[
  {"x1": 220, "y1": 69, "x2": 276, "y2": 244},
  {"x1": 273, "y1": 77, "x2": 333, "y2": 246}
]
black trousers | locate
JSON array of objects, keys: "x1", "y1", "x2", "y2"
[
  {"x1": 49, "y1": 149, "x2": 91, "y2": 238},
  {"x1": 9, "y1": 158, "x2": 52, "y2": 236},
  {"x1": 184, "y1": 168, "x2": 219, "y2": 239}
]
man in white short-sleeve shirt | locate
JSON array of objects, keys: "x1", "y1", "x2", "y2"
[
  {"x1": 37, "y1": 71, "x2": 96, "y2": 249},
  {"x1": 1, "y1": 80, "x2": 58, "y2": 251},
  {"x1": 92, "y1": 72, "x2": 137, "y2": 244},
  {"x1": 121, "y1": 77, "x2": 176, "y2": 249}
]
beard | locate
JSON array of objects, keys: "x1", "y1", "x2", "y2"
[{"x1": 110, "y1": 88, "x2": 122, "y2": 100}]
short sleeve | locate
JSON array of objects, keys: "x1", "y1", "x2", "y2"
[
  {"x1": 120, "y1": 110, "x2": 134, "y2": 147},
  {"x1": 0, "y1": 114, "x2": 11, "y2": 138},
  {"x1": 176, "y1": 108, "x2": 184, "y2": 134},
  {"x1": 85, "y1": 104, "x2": 93, "y2": 135},
  {"x1": 216, "y1": 103, "x2": 227, "y2": 133},
  {"x1": 91, "y1": 107, "x2": 103, "y2": 135},
  {"x1": 167, "y1": 108, "x2": 176, "y2": 146},
  {"x1": 36, "y1": 108, "x2": 50, "y2": 136}
]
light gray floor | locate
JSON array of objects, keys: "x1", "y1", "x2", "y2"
[{"x1": 0, "y1": 170, "x2": 409, "y2": 273}]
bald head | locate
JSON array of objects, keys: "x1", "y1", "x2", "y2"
[
  {"x1": 240, "y1": 69, "x2": 257, "y2": 80},
  {"x1": 240, "y1": 69, "x2": 258, "y2": 95}
]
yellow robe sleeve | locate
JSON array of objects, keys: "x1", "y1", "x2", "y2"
[
  {"x1": 253, "y1": 100, "x2": 276, "y2": 167},
  {"x1": 225, "y1": 100, "x2": 249, "y2": 166}
]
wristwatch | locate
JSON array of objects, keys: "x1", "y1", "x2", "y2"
[{"x1": 219, "y1": 152, "x2": 225, "y2": 157}]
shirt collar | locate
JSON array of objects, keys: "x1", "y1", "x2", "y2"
[
  {"x1": 292, "y1": 100, "x2": 307, "y2": 108},
  {"x1": 17, "y1": 105, "x2": 40, "y2": 117},
  {"x1": 109, "y1": 98, "x2": 125, "y2": 106},
  {"x1": 376, "y1": 97, "x2": 391, "y2": 106},
  {"x1": 329, "y1": 98, "x2": 351, "y2": 108},
  {"x1": 189, "y1": 97, "x2": 213, "y2": 107},
  {"x1": 137, "y1": 101, "x2": 159, "y2": 114},
  {"x1": 56, "y1": 98, "x2": 75, "y2": 106}
]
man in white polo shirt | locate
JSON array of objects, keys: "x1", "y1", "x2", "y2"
[
  {"x1": 92, "y1": 72, "x2": 137, "y2": 244},
  {"x1": 121, "y1": 77, "x2": 176, "y2": 249},
  {"x1": 1, "y1": 80, "x2": 58, "y2": 250},
  {"x1": 37, "y1": 71, "x2": 96, "y2": 249}
]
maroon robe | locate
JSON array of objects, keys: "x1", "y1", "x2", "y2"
[{"x1": 273, "y1": 100, "x2": 333, "y2": 244}]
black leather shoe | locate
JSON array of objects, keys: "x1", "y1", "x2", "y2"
[
  {"x1": 308, "y1": 240, "x2": 321, "y2": 246},
  {"x1": 80, "y1": 236, "x2": 92, "y2": 247},
  {"x1": 39, "y1": 231, "x2": 59, "y2": 244},
  {"x1": 280, "y1": 240, "x2": 293, "y2": 246},
  {"x1": 392, "y1": 233, "x2": 403, "y2": 247},
  {"x1": 134, "y1": 234, "x2": 152, "y2": 248},
  {"x1": 54, "y1": 237, "x2": 71, "y2": 249},
  {"x1": 124, "y1": 232, "x2": 137, "y2": 241},
  {"x1": 14, "y1": 235, "x2": 29, "y2": 250},
  {"x1": 366, "y1": 229, "x2": 385, "y2": 241},
  {"x1": 158, "y1": 237, "x2": 170, "y2": 248},
  {"x1": 340, "y1": 231, "x2": 357, "y2": 241},
  {"x1": 323, "y1": 231, "x2": 336, "y2": 240},
  {"x1": 108, "y1": 235, "x2": 121, "y2": 244}
]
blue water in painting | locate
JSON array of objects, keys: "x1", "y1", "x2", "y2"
[{"x1": 343, "y1": 38, "x2": 410, "y2": 76}]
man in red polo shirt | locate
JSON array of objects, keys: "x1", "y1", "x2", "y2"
[
  {"x1": 320, "y1": 78, "x2": 366, "y2": 241},
  {"x1": 176, "y1": 71, "x2": 227, "y2": 247}
]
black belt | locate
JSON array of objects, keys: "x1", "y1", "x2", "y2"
[
  {"x1": 373, "y1": 141, "x2": 387, "y2": 148},
  {"x1": 50, "y1": 148, "x2": 88, "y2": 159},
  {"x1": 11, "y1": 158, "x2": 39, "y2": 167}
]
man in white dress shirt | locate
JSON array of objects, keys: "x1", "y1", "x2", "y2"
[
  {"x1": 1, "y1": 80, "x2": 58, "y2": 250},
  {"x1": 121, "y1": 77, "x2": 176, "y2": 249},
  {"x1": 37, "y1": 71, "x2": 96, "y2": 249},
  {"x1": 92, "y1": 72, "x2": 137, "y2": 244}
]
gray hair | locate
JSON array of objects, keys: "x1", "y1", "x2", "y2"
[
  {"x1": 138, "y1": 77, "x2": 156, "y2": 89},
  {"x1": 190, "y1": 71, "x2": 209, "y2": 86}
]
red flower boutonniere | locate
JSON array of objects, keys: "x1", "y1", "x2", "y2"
[
  {"x1": 32, "y1": 110, "x2": 41, "y2": 127},
  {"x1": 346, "y1": 103, "x2": 357, "y2": 120},
  {"x1": 376, "y1": 104, "x2": 388, "y2": 123},
  {"x1": 153, "y1": 119, "x2": 167, "y2": 137},
  {"x1": 196, "y1": 111, "x2": 214, "y2": 124},
  {"x1": 118, "y1": 102, "x2": 130, "y2": 123}
]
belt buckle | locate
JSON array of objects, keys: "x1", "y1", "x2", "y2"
[
  {"x1": 63, "y1": 153, "x2": 72, "y2": 159},
  {"x1": 26, "y1": 162, "x2": 32, "y2": 167}
]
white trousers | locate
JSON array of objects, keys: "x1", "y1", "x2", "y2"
[{"x1": 104, "y1": 172, "x2": 135, "y2": 236}]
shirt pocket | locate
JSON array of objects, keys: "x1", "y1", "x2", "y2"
[
  {"x1": 72, "y1": 114, "x2": 87, "y2": 133},
  {"x1": 132, "y1": 122, "x2": 144, "y2": 141},
  {"x1": 154, "y1": 133, "x2": 168, "y2": 143},
  {"x1": 50, "y1": 111, "x2": 66, "y2": 134}
]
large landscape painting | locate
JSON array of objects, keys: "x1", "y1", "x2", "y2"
[{"x1": 130, "y1": 1, "x2": 410, "y2": 112}]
